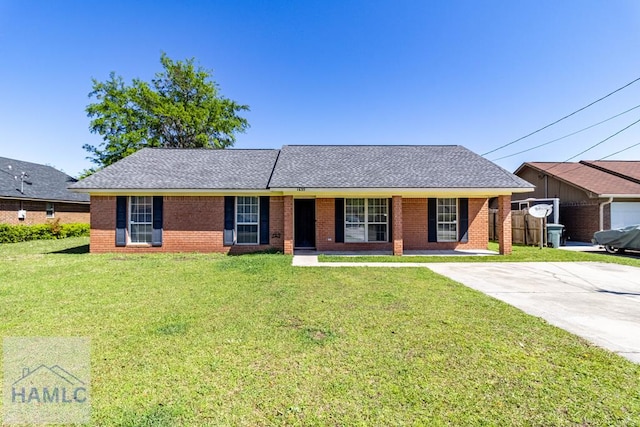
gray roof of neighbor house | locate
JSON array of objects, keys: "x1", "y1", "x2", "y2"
[
  {"x1": 70, "y1": 148, "x2": 280, "y2": 190},
  {"x1": 0, "y1": 156, "x2": 89, "y2": 202},
  {"x1": 269, "y1": 145, "x2": 533, "y2": 189}
]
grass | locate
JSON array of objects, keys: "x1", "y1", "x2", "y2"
[
  {"x1": 319, "y1": 241, "x2": 640, "y2": 266},
  {"x1": 1, "y1": 237, "x2": 639, "y2": 425}
]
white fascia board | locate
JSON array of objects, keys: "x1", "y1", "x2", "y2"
[
  {"x1": 272, "y1": 187, "x2": 534, "y2": 197},
  {"x1": 79, "y1": 188, "x2": 278, "y2": 196},
  {"x1": 600, "y1": 194, "x2": 640, "y2": 198}
]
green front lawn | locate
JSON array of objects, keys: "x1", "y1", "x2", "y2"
[
  {"x1": 1, "y1": 238, "x2": 639, "y2": 425},
  {"x1": 319, "y1": 242, "x2": 640, "y2": 266}
]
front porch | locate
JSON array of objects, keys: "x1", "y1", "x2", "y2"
[{"x1": 283, "y1": 194, "x2": 513, "y2": 256}]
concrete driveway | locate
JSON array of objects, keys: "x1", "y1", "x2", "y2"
[{"x1": 427, "y1": 262, "x2": 640, "y2": 363}]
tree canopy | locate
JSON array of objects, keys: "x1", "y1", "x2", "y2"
[{"x1": 83, "y1": 53, "x2": 249, "y2": 170}]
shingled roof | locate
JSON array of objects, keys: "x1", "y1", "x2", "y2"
[
  {"x1": 269, "y1": 145, "x2": 533, "y2": 189},
  {"x1": 70, "y1": 148, "x2": 280, "y2": 190},
  {"x1": 517, "y1": 162, "x2": 640, "y2": 196},
  {"x1": 70, "y1": 145, "x2": 533, "y2": 192},
  {"x1": 0, "y1": 156, "x2": 89, "y2": 202}
]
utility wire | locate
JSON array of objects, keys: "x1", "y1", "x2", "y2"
[
  {"x1": 560, "y1": 117, "x2": 640, "y2": 162},
  {"x1": 491, "y1": 103, "x2": 640, "y2": 161},
  {"x1": 598, "y1": 141, "x2": 640, "y2": 160},
  {"x1": 482, "y1": 76, "x2": 640, "y2": 156},
  {"x1": 540, "y1": 116, "x2": 640, "y2": 174},
  {"x1": 536, "y1": 140, "x2": 640, "y2": 178}
]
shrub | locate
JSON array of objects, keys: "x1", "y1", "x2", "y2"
[{"x1": 0, "y1": 222, "x2": 89, "y2": 243}]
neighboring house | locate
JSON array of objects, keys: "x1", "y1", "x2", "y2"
[
  {"x1": 515, "y1": 161, "x2": 640, "y2": 242},
  {"x1": 0, "y1": 156, "x2": 90, "y2": 225},
  {"x1": 70, "y1": 145, "x2": 533, "y2": 255}
]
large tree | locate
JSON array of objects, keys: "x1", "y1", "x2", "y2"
[{"x1": 83, "y1": 53, "x2": 249, "y2": 169}]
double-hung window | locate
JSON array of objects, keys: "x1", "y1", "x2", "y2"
[
  {"x1": 46, "y1": 202, "x2": 55, "y2": 218},
  {"x1": 129, "y1": 196, "x2": 153, "y2": 243},
  {"x1": 345, "y1": 198, "x2": 388, "y2": 242},
  {"x1": 437, "y1": 198, "x2": 457, "y2": 242},
  {"x1": 236, "y1": 196, "x2": 259, "y2": 244}
]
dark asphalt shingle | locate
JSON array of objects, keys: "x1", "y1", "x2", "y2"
[
  {"x1": 0, "y1": 156, "x2": 89, "y2": 202},
  {"x1": 269, "y1": 145, "x2": 533, "y2": 189},
  {"x1": 70, "y1": 148, "x2": 280, "y2": 190}
]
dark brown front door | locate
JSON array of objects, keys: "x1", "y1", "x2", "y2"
[{"x1": 294, "y1": 199, "x2": 316, "y2": 248}]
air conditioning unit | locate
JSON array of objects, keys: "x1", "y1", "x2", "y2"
[
  {"x1": 223, "y1": 229, "x2": 236, "y2": 245},
  {"x1": 17, "y1": 209, "x2": 26, "y2": 219}
]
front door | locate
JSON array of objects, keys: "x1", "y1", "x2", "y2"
[{"x1": 294, "y1": 199, "x2": 316, "y2": 248}]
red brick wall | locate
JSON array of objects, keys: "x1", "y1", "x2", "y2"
[
  {"x1": 498, "y1": 195, "x2": 512, "y2": 255},
  {"x1": 90, "y1": 195, "x2": 284, "y2": 254},
  {"x1": 0, "y1": 199, "x2": 89, "y2": 225},
  {"x1": 315, "y1": 197, "x2": 489, "y2": 252},
  {"x1": 314, "y1": 198, "x2": 394, "y2": 251},
  {"x1": 402, "y1": 198, "x2": 428, "y2": 250},
  {"x1": 403, "y1": 198, "x2": 488, "y2": 250},
  {"x1": 560, "y1": 202, "x2": 602, "y2": 242},
  {"x1": 89, "y1": 195, "x2": 492, "y2": 254}
]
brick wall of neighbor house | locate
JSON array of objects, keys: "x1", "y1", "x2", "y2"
[
  {"x1": 0, "y1": 199, "x2": 89, "y2": 225},
  {"x1": 560, "y1": 202, "x2": 605, "y2": 242},
  {"x1": 89, "y1": 195, "x2": 284, "y2": 254}
]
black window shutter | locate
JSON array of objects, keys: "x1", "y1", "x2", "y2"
[
  {"x1": 335, "y1": 198, "x2": 344, "y2": 243},
  {"x1": 260, "y1": 196, "x2": 270, "y2": 245},
  {"x1": 428, "y1": 198, "x2": 437, "y2": 242},
  {"x1": 152, "y1": 196, "x2": 163, "y2": 247},
  {"x1": 459, "y1": 198, "x2": 469, "y2": 243},
  {"x1": 115, "y1": 196, "x2": 127, "y2": 247},
  {"x1": 224, "y1": 196, "x2": 235, "y2": 230},
  {"x1": 388, "y1": 198, "x2": 393, "y2": 242}
]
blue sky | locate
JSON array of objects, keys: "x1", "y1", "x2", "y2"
[{"x1": 2, "y1": 1, "x2": 640, "y2": 177}]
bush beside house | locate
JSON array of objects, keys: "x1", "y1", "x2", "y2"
[{"x1": 0, "y1": 220, "x2": 89, "y2": 243}]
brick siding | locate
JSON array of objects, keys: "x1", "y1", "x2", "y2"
[
  {"x1": 89, "y1": 195, "x2": 494, "y2": 254},
  {"x1": 560, "y1": 202, "x2": 604, "y2": 242},
  {"x1": 90, "y1": 195, "x2": 284, "y2": 254},
  {"x1": 0, "y1": 199, "x2": 89, "y2": 225}
]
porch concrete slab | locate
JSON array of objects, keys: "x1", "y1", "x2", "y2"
[{"x1": 426, "y1": 262, "x2": 640, "y2": 363}]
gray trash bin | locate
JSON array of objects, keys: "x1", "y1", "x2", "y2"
[{"x1": 547, "y1": 224, "x2": 564, "y2": 248}]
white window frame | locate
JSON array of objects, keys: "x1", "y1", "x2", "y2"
[
  {"x1": 345, "y1": 198, "x2": 388, "y2": 243},
  {"x1": 437, "y1": 198, "x2": 458, "y2": 242},
  {"x1": 46, "y1": 202, "x2": 55, "y2": 218},
  {"x1": 236, "y1": 196, "x2": 259, "y2": 245},
  {"x1": 129, "y1": 196, "x2": 153, "y2": 244}
]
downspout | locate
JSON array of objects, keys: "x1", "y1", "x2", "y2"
[
  {"x1": 544, "y1": 175, "x2": 548, "y2": 198},
  {"x1": 599, "y1": 197, "x2": 613, "y2": 231}
]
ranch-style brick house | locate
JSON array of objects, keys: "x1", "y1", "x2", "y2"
[{"x1": 69, "y1": 145, "x2": 533, "y2": 255}]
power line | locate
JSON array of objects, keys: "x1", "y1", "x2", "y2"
[
  {"x1": 598, "y1": 141, "x2": 640, "y2": 160},
  {"x1": 561, "y1": 117, "x2": 640, "y2": 162},
  {"x1": 491, "y1": 103, "x2": 640, "y2": 161},
  {"x1": 482, "y1": 75, "x2": 640, "y2": 156},
  {"x1": 535, "y1": 141, "x2": 640, "y2": 178},
  {"x1": 540, "y1": 117, "x2": 640, "y2": 175}
]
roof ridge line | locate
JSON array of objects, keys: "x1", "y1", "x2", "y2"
[
  {"x1": 580, "y1": 160, "x2": 640, "y2": 185},
  {"x1": 265, "y1": 149, "x2": 281, "y2": 189}
]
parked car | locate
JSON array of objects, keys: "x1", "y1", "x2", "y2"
[{"x1": 592, "y1": 225, "x2": 640, "y2": 254}]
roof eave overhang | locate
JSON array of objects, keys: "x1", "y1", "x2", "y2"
[
  {"x1": 73, "y1": 187, "x2": 534, "y2": 198},
  {"x1": 271, "y1": 187, "x2": 534, "y2": 197},
  {"x1": 0, "y1": 195, "x2": 90, "y2": 204},
  {"x1": 72, "y1": 188, "x2": 275, "y2": 196},
  {"x1": 599, "y1": 194, "x2": 640, "y2": 198}
]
